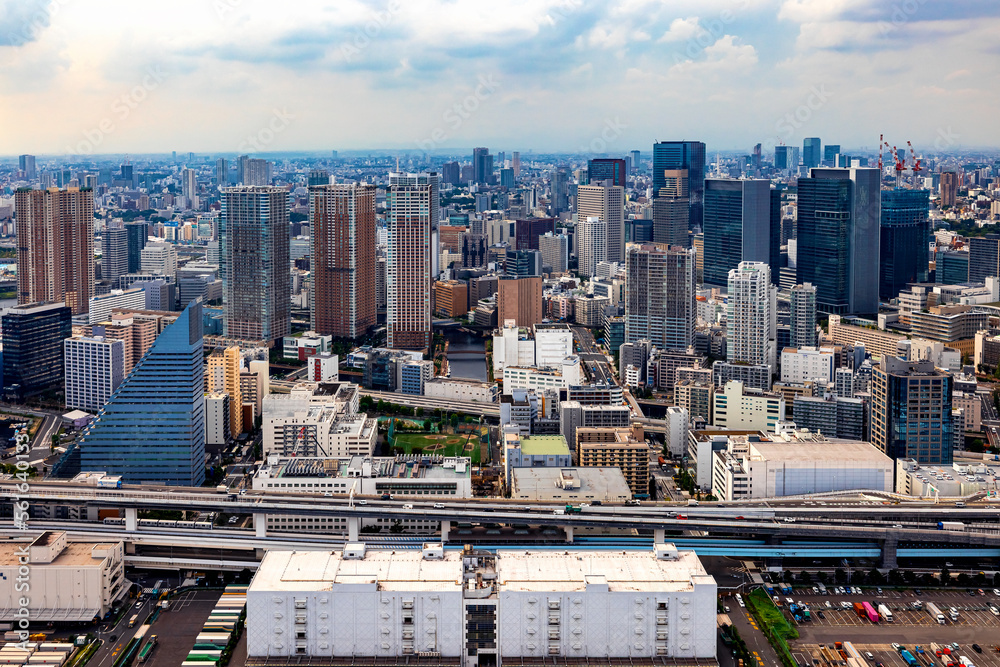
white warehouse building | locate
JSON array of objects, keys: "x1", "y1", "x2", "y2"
[{"x1": 246, "y1": 543, "x2": 717, "y2": 664}]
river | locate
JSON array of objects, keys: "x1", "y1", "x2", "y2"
[{"x1": 441, "y1": 327, "x2": 487, "y2": 382}]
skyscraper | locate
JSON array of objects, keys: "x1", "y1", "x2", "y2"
[
  {"x1": 206, "y1": 346, "x2": 244, "y2": 437},
  {"x1": 309, "y1": 183, "x2": 376, "y2": 339},
  {"x1": 652, "y1": 141, "x2": 706, "y2": 231},
  {"x1": 726, "y1": 262, "x2": 776, "y2": 371},
  {"x1": 796, "y1": 167, "x2": 881, "y2": 315},
  {"x1": 386, "y1": 183, "x2": 432, "y2": 351},
  {"x1": 18, "y1": 154, "x2": 36, "y2": 180},
  {"x1": 389, "y1": 171, "x2": 440, "y2": 278},
  {"x1": 769, "y1": 189, "x2": 782, "y2": 286},
  {"x1": 577, "y1": 183, "x2": 625, "y2": 263},
  {"x1": 78, "y1": 300, "x2": 206, "y2": 485},
  {"x1": 124, "y1": 221, "x2": 148, "y2": 274},
  {"x1": 550, "y1": 167, "x2": 569, "y2": 215},
  {"x1": 215, "y1": 157, "x2": 228, "y2": 186},
  {"x1": 774, "y1": 146, "x2": 790, "y2": 171},
  {"x1": 576, "y1": 216, "x2": 607, "y2": 279},
  {"x1": 473, "y1": 147, "x2": 493, "y2": 185},
  {"x1": 15, "y1": 187, "x2": 95, "y2": 315},
  {"x1": 514, "y1": 218, "x2": 555, "y2": 250},
  {"x1": 220, "y1": 186, "x2": 291, "y2": 343},
  {"x1": 969, "y1": 234, "x2": 1000, "y2": 283},
  {"x1": 879, "y1": 188, "x2": 930, "y2": 300},
  {"x1": 629, "y1": 150, "x2": 641, "y2": 173},
  {"x1": 625, "y1": 244, "x2": 695, "y2": 351},
  {"x1": 870, "y1": 355, "x2": 953, "y2": 464},
  {"x1": 1, "y1": 302, "x2": 72, "y2": 401},
  {"x1": 790, "y1": 283, "x2": 817, "y2": 348},
  {"x1": 307, "y1": 169, "x2": 330, "y2": 186},
  {"x1": 497, "y1": 276, "x2": 543, "y2": 328},
  {"x1": 538, "y1": 232, "x2": 569, "y2": 273},
  {"x1": 802, "y1": 137, "x2": 821, "y2": 169},
  {"x1": 587, "y1": 158, "x2": 627, "y2": 187},
  {"x1": 939, "y1": 171, "x2": 959, "y2": 208},
  {"x1": 101, "y1": 226, "x2": 130, "y2": 284},
  {"x1": 181, "y1": 168, "x2": 197, "y2": 207},
  {"x1": 64, "y1": 336, "x2": 125, "y2": 413},
  {"x1": 652, "y1": 169, "x2": 688, "y2": 247},
  {"x1": 701, "y1": 179, "x2": 771, "y2": 287},
  {"x1": 823, "y1": 144, "x2": 841, "y2": 166},
  {"x1": 511, "y1": 151, "x2": 521, "y2": 177}
]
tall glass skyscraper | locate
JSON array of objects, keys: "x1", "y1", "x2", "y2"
[
  {"x1": 125, "y1": 221, "x2": 148, "y2": 274},
  {"x1": 78, "y1": 300, "x2": 206, "y2": 486},
  {"x1": 701, "y1": 179, "x2": 770, "y2": 286},
  {"x1": 1, "y1": 302, "x2": 72, "y2": 401},
  {"x1": 871, "y1": 356, "x2": 953, "y2": 464},
  {"x1": 802, "y1": 137, "x2": 821, "y2": 169},
  {"x1": 796, "y1": 168, "x2": 881, "y2": 315},
  {"x1": 879, "y1": 188, "x2": 930, "y2": 300},
  {"x1": 587, "y1": 158, "x2": 627, "y2": 187},
  {"x1": 652, "y1": 141, "x2": 706, "y2": 231}
]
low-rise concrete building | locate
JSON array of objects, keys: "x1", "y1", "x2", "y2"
[{"x1": 509, "y1": 467, "x2": 632, "y2": 502}]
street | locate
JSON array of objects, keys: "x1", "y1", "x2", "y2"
[{"x1": 91, "y1": 595, "x2": 155, "y2": 667}]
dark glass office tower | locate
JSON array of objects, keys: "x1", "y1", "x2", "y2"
[
  {"x1": 969, "y1": 234, "x2": 1000, "y2": 283},
  {"x1": 125, "y1": 221, "x2": 148, "y2": 274},
  {"x1": 78, "y1": 300, "x2": 206, "y2": 485},
  {"x1": 770, "y1": 189, "x2": 783, "y2": 287},
  {"x1": 587, "y1": 158, "x2": 627, "y2": 187},
  {"x1": 879, "y1": 188, "x2": 930, "y2": 300},
  {"x1": 701, "y1": 179, "x2": 770, "y2": 286},
  {"x1": 1, "y1": 302, "x2": 72, "y2": 401},
  {"x1": 823, "y1": 144, "x2": 841, "y2": 166},
  {"x1": 797, "y1": 168, "x2": 880, "y2": 315},
  {"x1": 802, "y1": 138, "x2": 821, "y2": 169},
  {"x1": 652, "y1": 141, "x2": 706, "y2": 231}
]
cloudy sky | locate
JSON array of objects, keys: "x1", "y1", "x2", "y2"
[{"x1": 1, "y1": 0, "x2": 997, "y2": 156}]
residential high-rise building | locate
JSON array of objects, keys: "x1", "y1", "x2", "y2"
[
  {"x1": 124, "y1": 222, "x2": 148, "y2": 273},
  {"x1": 702, "y1": 179, "x2": 771, "y2": 286},
  {"x1": 389, "y1": 171, "x2": 440, "y2": 276},
  {"x1": 870, "y1": 355, "x2": 953, "y2": 464},
  {"x1": 309, "y1": 183, "x2": 376, "y2": 339},
  {"x1": 64, "y1": 336, "x2": 125, "y2": 413},
  {"x1": 206, "y1": 346, "x2": 244, "y2": 437},
  {"x1": 441, "y1": 161, "x2": 460, "y2": 185},
  {"x1": 238, "y1": 156, "x2": 271, "y2": 186},
  {"x1": 1, "y1": 302, "x2": 72, "y2": 401},
  {"x1": 939, "y1": 171, "x2": 959, "y2": 208},
  {"x1": 511, "y1": 151, "x2": 521, "y2": 177},
  {"x1": 538, "y1": 232, "x2": 569, "y2": 273},
  {"x1": 796, "y1": 167, "x2": 881, "y2": 315},
  {"x1": 653, "y1": 141, "x2": 706, "y2": 230},
  {"x1": 101, "y1": 226, "x2": 129, "y2": 284},
  {"x1": 15, "y1": 187, "x2": 95, "y2": 315},
  {"x1": 576, "y1": 216, "x2": 607, "y2": 278},
  {"x1": 587, "y1": 158, "x2": 627, "y2": 187},
  {"x1": 969, "y1": 234, "x2": 1000, "y2": 283},
  {"x1": 472, "y1": 147, "x2": 493, "y2": 185},
  {"x1": 77, "y1": 300, "x2": 206, "y2": 485},
  {"x1": 727, "y1": 262, "x2": 776, "y2": 371},
  {"x1": 221, "y1": 186, "x2": 291, "y2": 343},
  {"x1": 181, "y1": 168, "x2": 197, "y2": 206},
  {"x1": 215, "y1": 157, "x2": 228, "y2": 186},
  {"x1": 577, "y1": 183, "x2": 625, "y2": 263},
  {"x1": 386, "y1": 183, "x2": 432, "y2": 351},
  {"x1": 497, "y1": 276, "x2": 543, "y2": 328},
  {"x1": 18, "y1": 154, "x2": 36, "y2": 180},
  {"x1": 880, "y1": 188, "x2": 930, "y2": 300},
  {"x1": 802, "y1": 138, "x2": 821, "y2": 169},
  {"x1": 307, "y1": 169, "x2": 330, "y2": 186},
  {"x1": 625, "y1": 244, "x2": 695, "y2": 351},
  {"x1": 652, "y1": 169, "x2": 689, "y2": 247},
  {"x1": 790, "y1": 283, "x2": 817, "y2": 348}
]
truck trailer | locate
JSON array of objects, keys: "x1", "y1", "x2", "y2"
[{"x1": 926, "y1": 602, "x2": 946, "y2": 624}]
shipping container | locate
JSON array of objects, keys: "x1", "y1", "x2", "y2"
[
  {"x1": 860, "y1": 601, "x2": 879, "y2": 622},
  {"x1": 938, "y1": 521, "x2": 966, "y2": 531}
]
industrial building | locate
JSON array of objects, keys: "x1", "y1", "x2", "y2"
[
  {"x1": 246, "y1": 543, "x2": 717, "y2": 663},
  {"x1": 509, "y1": 467, "x2": 632, "y2": 502},
  {"x1": 0, "y1": 532, "x2": 126, "y2": 622}
]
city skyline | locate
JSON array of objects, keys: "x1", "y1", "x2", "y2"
[{"x1": 2, "y1": 0, "x2": 999, "y2": 155}]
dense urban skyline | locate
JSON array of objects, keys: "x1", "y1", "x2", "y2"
[{"x1": 2, "y1": 0, "x2": 1000, "y2": 154}]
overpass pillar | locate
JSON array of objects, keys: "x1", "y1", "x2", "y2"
[
  {"x1": 348, "y1": 516, "x2": 360, "y2": 542},
  {"x1": 880, "y1": 535, "x2": 898, "y2": 570},
  {"x1": 654, "y1": 529, "x2": 666, "y2": 544},
  {"x1": 254, "y1": 513, "x2": 267, "y2": 538},
  {"x1": 125, "y1": 507, "x2": 137, "y2": 532},
  {"x1": 564, "y1": 526, "x2": 574, "y2": 543},
  {"x1": 441, "y1": 520, "x2": 450, "y2": 542}
]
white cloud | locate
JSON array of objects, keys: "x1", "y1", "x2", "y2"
[
  {"x1": 778, "y1": 0, "x2": 872, "y2": 23},
  {"x1": 658, "y1": 17, "x2": 702, "y2": 43}
]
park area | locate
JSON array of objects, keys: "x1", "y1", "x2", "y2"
[{"x1": 392, "y1": 429, "x2": 487, "y2": 464}]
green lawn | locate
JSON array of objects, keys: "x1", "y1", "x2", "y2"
[{"x1": 393, "y1": 432, "x2": 482, "y2": 464}]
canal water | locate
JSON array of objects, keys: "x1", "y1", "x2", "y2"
[{"x1": 441, "y1": 327, "x2": 487, "y2": 381}]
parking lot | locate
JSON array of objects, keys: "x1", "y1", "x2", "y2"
[
  {"x1": 782, "y1": 588, "x2": 1000, "y2": 629},
  {"x1": 795, "y1": 644, "x2": 1000, "y2": 667},
  {"x1": 141, "y1": 589, "x2": 222, "y2": 666}
]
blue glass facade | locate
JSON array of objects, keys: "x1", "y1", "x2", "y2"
[
  {"x1": 802, "y1": 138, "x2": 821, "y2": 169},
  {"x1": 1, "y1": 303, "x2": 72, "y2": 401},
  {"x1": 879, "y1": 189, "x2": 930, "y2": 300},
  {"x1": 935, "y1": 250, "x2": 969, "y2": 284},
  {"x1": 587, "y1": 159, "x2": 626, "y2": 187},
  {"x1": 702, "y1": 179, "x2": 770, "y2": 287},
  {"x1": 652, "y1": 141, "x2": 705, "y2": 230},
  {"x1": 78, "y1": 300, "x2": 206, "y2": 486}
]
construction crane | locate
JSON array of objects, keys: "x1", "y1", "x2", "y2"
[
  {"x1": 891, "y1": 145, "x2": 905, "y2": 188},
  {"x1": 907, "y1": 141, "x2": 923, "y2": 188},
  {"x1": 877, "y1": 134, "x2": 884, "y2": 172}
]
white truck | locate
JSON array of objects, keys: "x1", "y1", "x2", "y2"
[
  {"x1": 925, "y1": 602, "x2": 946, "y2": 624},
  {"x1": 877, "y1": 603, "x2": 893, "y2": 622}
]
